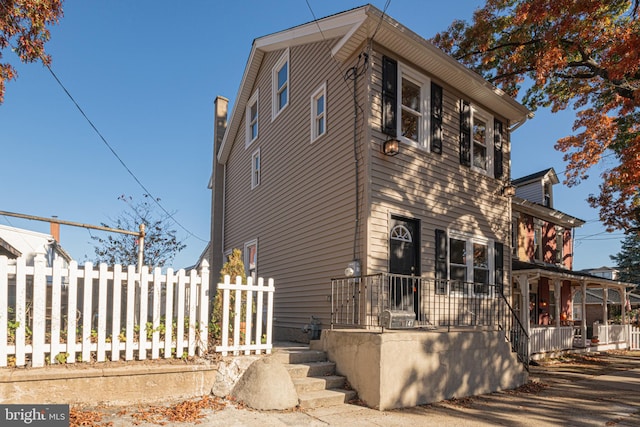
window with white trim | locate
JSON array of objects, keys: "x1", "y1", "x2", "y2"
[
  {"x1": 251, "y1": 149, "x2": 260, "y2": 189},
  {"x1": 448, "y1": 231, "x2": 494, "y2": 296},
  {"x1": 246, "y1": 90, "x2": 259, "y2": 147},
  {"x1": 398, "y1": 65, "x2": 430, "y2": 148},
  {"x1": 272, "y1": 49, "x2": 289, "y2": 120},
  {"x1": 244, "y1": 239, "x2": 257, "y2": 281},
  {"x1": 471, "y1": 107, "x2": 493, "y2": 173},
  {"x1": 460, "y1": 102, "x2": 495, "y2": 176},
  {"x1": 555, "y1": 226, "x2": 564, "y2": 264},
  {"x1": 533, "y1": 220, "x2": 543, "y2": 262},
  {"x1": 310, "y1": 83, "x2": 326, "y2": 142}
]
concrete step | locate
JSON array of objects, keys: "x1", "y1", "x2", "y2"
[
  {"x1": 285, "y1": 361, "x2": 337, "y2": 379},
  {"x1": 292, "y1": 375, "x2": 347, "y2": 393},
  {"x1": 297, "y1": 389, "x2": 358, "y2": 409},
  {"x1": 271, "y1": 349, "x2": 327, "y2": 364}
]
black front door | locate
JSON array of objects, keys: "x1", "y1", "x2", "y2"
[{"x1": 389, "y1": 216, "x2": 420, "y2": 314}]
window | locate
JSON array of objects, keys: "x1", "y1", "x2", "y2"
[
  {"x1": 460, "y1": 102, "x2": 494, "y2": 176},
  {"x1": 272, "y1": 49, "x2": 289, "y2": 119},
  {"x1": 472, "y1": 114, "x2": 488, "y2": 170},
  {"x1": 244, "y1": 240, "x2": 257, "y2": 281},
  {"x1": 512, "y1": 215, "x2": 519, "y2": 258},
  {"x1": 251, "y1": 149, "x2": 260, "y2": 189},
  {"x1": 399, "y1": 66, "x2": 430, "y2": 148},
  {"x1": 555, "y1": 226, "x2": 564, "y2": 264},
  {"x1": 381, "y1": 57, "x2": 439, "y2": 151},
  {"x1": 437, "y1": 229, "x2": 495, "y2": 296},
  {"x1": 533, "y1": 221, "x2": 543, "y2": 262},
  {"x1": 246, "y1": 90, "x2": 259, "y2": 147},
  {"x1": 310, "y1": 83, "x2": 326, "y2": 142},
  {"x1": 544, "y1": 182, "x2": 552, "y2": 207}
]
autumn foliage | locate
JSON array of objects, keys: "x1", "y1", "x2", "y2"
[
  {"x1": 433, "y1": 0, "x2": 640, "y2": 231},
  {"x1": 0, "y1": 0, "x2": 64, "y2": 103}
]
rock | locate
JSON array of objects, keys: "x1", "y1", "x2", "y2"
[
  {"x1": 230, "y1": 357, "x2": 299, "y2": 410},
  {"x1": 211, "y1": 356, "x2": 261, "y2": 397}
]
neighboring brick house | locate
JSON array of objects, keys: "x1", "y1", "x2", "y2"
[{"x1": 510, "y1": 168, "x2": 635, "y2": 354}]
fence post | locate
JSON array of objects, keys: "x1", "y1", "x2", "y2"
[
  {"x1": 198, "y1": 260, "x2": 210, "y2": 355},
  {"x1": 32, "y1": 252, "x2": 47, "y2": 367},
  {"x1": 0, "y1": 256, "x2": 8, "y2": 367}
]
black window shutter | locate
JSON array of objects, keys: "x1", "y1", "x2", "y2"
[
  {"x1": 435, "y1": 229, "x2": 448, "y2": 294},
  {"x1": 494, "y1": 119, "x2": 504, "y2": 178},
  {"x1": 430, "y1": 82, "x2": 443, "y2": 154},
  {"x1": 459, "y1": 100, "x2": 471, "y2": 166},
  {"x1": 495, "y1": 241, "x2": 504, "y2": 294},
  {"x1": 382, "y1": 56, "x2": 398, "y2": 137}
]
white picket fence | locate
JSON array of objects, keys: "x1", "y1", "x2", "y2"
[
  {"x1": 215, "y1": 275, "x2": 275, "y2": 356},
  {"x1": 0, "y1": 254, "x2": 210, "y2": 368},
  {"x1": 628, "y1": 325, "x2": 640, "y2": 350}
]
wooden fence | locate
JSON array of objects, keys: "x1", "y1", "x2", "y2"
[
  {"x1": 215, "y1": 275, "x2": 275, "y2": 356},
  {"x1": 0, "y1": 254, "x2": 210, "y2": 367}
]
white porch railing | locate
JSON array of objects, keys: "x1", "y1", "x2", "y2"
[
  {"x1": 530, "y1": 326, "x2": 574, "y2": 354},
  {"x1": 1, "y1": 254, "x2": 209, "y2": 368},
  {"x1": 214, "y1": 275, "x2": 275, "y2": 356},
  {"x1": 628, "y1": 325, "x2": 640, "y2": 350},
  {"x1": 594, "y1": 323, "x2": 628, "y2": 344}
]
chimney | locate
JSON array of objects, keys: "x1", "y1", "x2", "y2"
[
  {"x1": 209, "y1": 96, "x2": 228, "y2": 283},
  {"x1": 50, "y1": 217, "x2": 60, "y2": 242}
]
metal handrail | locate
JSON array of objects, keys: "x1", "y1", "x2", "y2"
[{"x1": 331, "y1": 272, "x2": 530, "y2": 370}]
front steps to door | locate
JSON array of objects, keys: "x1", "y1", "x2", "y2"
[{"x1": 272, "y1": 344, "x2": 357, "y2": 408}]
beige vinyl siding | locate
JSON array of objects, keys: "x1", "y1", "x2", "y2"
[
  {"x1": 367, "y1": 50, "x2": 512, "y2": 288},
  {"x1": 223, "y1": 41, "x2": 366, "y2": 332}
]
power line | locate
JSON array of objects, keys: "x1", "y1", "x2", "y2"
[{"x1": 44, "y1": 65, "x2": 207, "y2": 243}]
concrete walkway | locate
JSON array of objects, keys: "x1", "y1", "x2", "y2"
[{"x1": 83, "y1": 351, "x2": 640, "y2": 426}]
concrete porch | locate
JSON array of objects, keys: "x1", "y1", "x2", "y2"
[{"x1": 311, "y1": 328, "x2": 528, "y2": 411}]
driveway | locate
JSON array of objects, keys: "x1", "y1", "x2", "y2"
[{"x1": 72, "y1": 350, "x2": 640, "y2": 426}]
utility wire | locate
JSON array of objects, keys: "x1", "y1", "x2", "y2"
[{"x1": 44, "y1": 65, "x2": 207, "y2": 243}]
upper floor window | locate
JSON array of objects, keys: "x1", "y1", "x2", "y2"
[
  {"x1": 251, "y1": 148, "x2": 261, "y2": 189},
  {"x1": 533, "y1": 220, "x2": 543, "y2": 262},
  {"x1": 310, "y1": 83, "x2": 326, "y2": 142},
  {"x1": 460, "y1": 101, "x2": 495, "y2": 176},
  {"x1": 555, "y1": 226, "x2": 564, "y2": 264},
  {"x1": 246, "y1": 90, "x2": 259, "y2": 147},
  {"x1": 272, "y1": 49, "x2": 289, "y2": 120},
  {"x1": 399, "y1": 66, "x2": 430, "y2": 148},
  {"x1": 381, "y1": 56, "x2": 442, "y2": 153}
]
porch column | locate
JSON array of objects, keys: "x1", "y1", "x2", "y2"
[
  {"x1": 622, "y1": 286, "x2": 629, "y2": 348},
  {"x1": 554, "y1": 279, "x2": 561, "y2": 327},
  {"x1": 517, "y1": 274, "x2": 530, "y2": 355},
  {"x1": 602, "y1": 287, "x2": 609, "y2": 344},
  {"x1": 581, "y1": 280, "x2": 587, "y2": 347}
]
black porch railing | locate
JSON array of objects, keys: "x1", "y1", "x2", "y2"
[{"x1": 331, "y1": 273, "x2": 529, "y2": 369}]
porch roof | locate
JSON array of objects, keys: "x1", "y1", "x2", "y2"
[{"x1": 512, "y1": 259, "x2": 635, "y2": 291}]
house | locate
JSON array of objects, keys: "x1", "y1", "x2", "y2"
[
  {"x1": 510, "y1": 168, "x2": 636, "y2": 354},
  {"x1": 209, "y1": 5, "x2": 531, "y2": 409},
  {"x1": 580, "y1": 266, "x2": 619, "y2": 281},
  {"x1": 0, "y1": 223, "x2": 71, "y2": 267},
  {"x1": 0, "y1": 223, "x2": 73, "y2": 313}
]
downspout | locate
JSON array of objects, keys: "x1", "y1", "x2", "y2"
[
  {"x1": 352, "y1": 66, "x2": 359, "y2": 263},
  {"x1": 508, "y1": 112, "x2": 534, "y2": 133}
]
